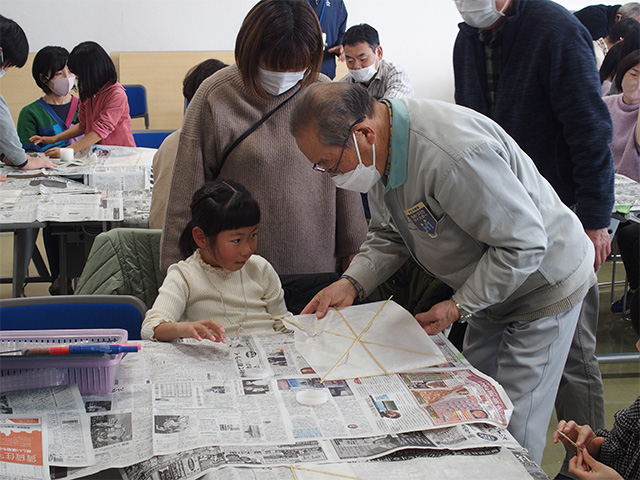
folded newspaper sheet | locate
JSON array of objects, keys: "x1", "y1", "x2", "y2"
[{"x1": 285, "y1": 301, "x2": 447, "y2": 381}]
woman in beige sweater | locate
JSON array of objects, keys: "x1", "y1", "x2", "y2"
[{"x1": 160, "y1": 0, "x2": 367, "y2": 275}]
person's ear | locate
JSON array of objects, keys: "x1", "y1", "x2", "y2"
[
  {"x1": 192, "y1": 226, "x2": 208, "y2": 249},
  {"x1": 376, "y1": 45, "x2": 383, "y2": 60},
  {"x1": 615, "y1": 13, "x2": 622, "y2": 22},
  {"x1": 355, "y1": 123, "x2": 377, "y2": 146}
]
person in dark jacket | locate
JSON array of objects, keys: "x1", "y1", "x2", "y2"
[
  {"x1": 452, "y1": 0, "x2": 615, "y2": 477},
  {"x1": 574, "y1": 2, "x2": 640, "y2": 41}
]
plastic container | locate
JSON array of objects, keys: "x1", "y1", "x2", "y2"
[{"x1": 0, "y1": 329, "x2": 128, "y2": 395}]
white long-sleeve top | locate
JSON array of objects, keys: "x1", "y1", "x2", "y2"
[{"x1": 141, "y1": 250, "x2": 291, "y2": 340}]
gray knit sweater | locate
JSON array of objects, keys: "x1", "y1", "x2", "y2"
[{"x1": 160, "y1": 66, "x2": 367, "y2": 273}]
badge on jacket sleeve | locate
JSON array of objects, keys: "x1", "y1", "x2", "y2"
[{"x1": 404, "y1": 202, "x2": 439, "y2": 237}]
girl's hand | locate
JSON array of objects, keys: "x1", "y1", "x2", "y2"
[
  {"x1": 45, "y1": 148, "x2": 61, "y2": 159},
  {"x1": 568, "y1": 448, "x2": 623, "y2": 480},
  {"x1": 176, "y1": 320, "x2": 227, "y2": 343},
  {"x1": 29, "y1": 135, "x2": 54, "y2": 145},
  {"x1": 554, "y1": 420, "x2": 603, "y2": 458}
]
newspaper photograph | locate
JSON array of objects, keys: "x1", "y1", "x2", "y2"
[
  {"x1": 0, "y1": 415, "x2": 49, "y2": 480},
  {"x1": 0, "y1": 386, "x2": 94, "y2": 467},
  {"x1": 399, "y1": 369, "x2": 513, "y2": 426}
]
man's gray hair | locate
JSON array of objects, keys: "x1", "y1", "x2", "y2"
[
  {"x1": 290, "y1": 83, "x2": 377, "y2": 148},
  {"x1": 619, "y1": 2, "x2": 640, "y2": 19}
]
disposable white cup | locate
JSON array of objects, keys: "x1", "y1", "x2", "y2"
[
  {"x1": 59, "y1": 148, "x2": 74, "y2": 161},
  {"x1": 296, "y1": 389, "x2": 329, "y2": 406}
]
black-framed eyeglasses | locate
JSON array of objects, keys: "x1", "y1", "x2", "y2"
[{"x1": 312, "y1": 116, "x2": 366, "y2": 173}]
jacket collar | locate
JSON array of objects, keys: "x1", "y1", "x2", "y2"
[{"x1": 382, "y1": 98, "x2": 410, "y2": 192}]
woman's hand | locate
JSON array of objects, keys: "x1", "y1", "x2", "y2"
[
  {"x1": 29, "y1": 135, "x2": 55, "y2": 145},
  {"x1": 568, "y1": 448, "x2": 623, "y2": 480},
  {"x1": 153, "y1": 320, "x2": 226, "y2": 343}
]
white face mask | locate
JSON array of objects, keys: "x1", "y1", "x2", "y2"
[
  {"x1": 258, "y1": 67, "x2": 306, "y2": 96},
  {"x1": 349, "y1": 62, "x2": 378, "y2": 84},
  {"x1": 454, "y1": 0, "x2": 508, "y2": 29},
  {"x1": 332, "y1": 133, "x2": 381, "y2": 193},
  {"x1": 0, "y1": 69, "x2": 5, "y2": 79},
  {"x1": 50, "y1": 76, "x2": 75, "y2": 97}
]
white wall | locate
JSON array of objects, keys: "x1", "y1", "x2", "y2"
[{"x1": 2, "y1": 0, "x2": 599, "y2": 102}]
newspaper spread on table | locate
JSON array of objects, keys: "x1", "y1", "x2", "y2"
[
  {"x1": 0, "y1": 145, "x2": 154, "y2": 196},
  {"x1": 0, "y1": 331, "x2": 528, "y2": 480},
  {"x1": 0, "y1": 176, "x2": 123, "y2": 223},
  {"x1": 614, "y1": 173, "x2": 640, "y2": 210}
]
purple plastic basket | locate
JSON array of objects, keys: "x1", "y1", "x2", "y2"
[{"x1": 0, "y1": 329, "x2": 128, "y2": 395}]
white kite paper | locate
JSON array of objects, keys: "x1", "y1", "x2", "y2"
[{"x1": 284, "y1": 300, "x2": 447, "y2": 381}]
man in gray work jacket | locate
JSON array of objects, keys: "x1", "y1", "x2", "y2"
[{"x1": 289, "y1": 83, "x2": 597, "y2": 465}]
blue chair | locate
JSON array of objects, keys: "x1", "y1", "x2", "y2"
[
  {"x1": 123, "y1": 84, "x2": 150, "y2": 129},
  {"x1": 132, "y1": 130, "x2": 174, "y2": 149},
  {"x1": 0, "y1": 295, "x2": 147, "y2": 340}
]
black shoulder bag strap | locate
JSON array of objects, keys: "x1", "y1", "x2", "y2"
[{"x1": 218, "y1": 87, "x2": 301, "y2": 169}]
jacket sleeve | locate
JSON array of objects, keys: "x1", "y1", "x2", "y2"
[
  {"x1": 343, "y1": 187, "x2": 409, "y2": 296},
  {"x1": 17, "y1": 106, "x2": 41, "y2": 152},
  {"x1": 141, "y1": 264, "x2": 190, "y2": 340},
  {"x1": 546, "y1": 21, "x2": 614, "y2": 229},
  {"x1": 89, "y1": 87, "x2": 130, "y2": 139},
  {"x1": 435, "y1": 142, "x2": 548, "y2": 313}
]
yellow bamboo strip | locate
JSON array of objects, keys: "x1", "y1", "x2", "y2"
[
  {"x1": 288, "y1": 465, "x2": 367, "y2": 480},
  {"x1": 335, "y1": 307, "x2": 388, "y2": 375},
  {"x1": 320, "y1": 297, "x2": 393, "y2": 382}
]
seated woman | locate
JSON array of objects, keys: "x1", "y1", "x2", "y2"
[
  {"x1": 603, "y1": 50, "x2": 640, "y2": 313},
  {"x1": 603, "y1": 49, "x2": 640, "y2": 182},
  {"x1": 17, "y1": 46, "x2": 79, "y2": 153},
  {"x1": 30, "y1": 41, "x2": 135, "y2": 156}
]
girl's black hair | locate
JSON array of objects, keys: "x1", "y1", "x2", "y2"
[
  {"x1": 32, "y1": 46, "x2": 70, "y2": 94},
  {"x1": 67, "y1": 41, "x2": 117, "y2": 101},
  {"x1": 600, "y1": 24, "x2": 640, "y2": 84},
  {"x1": 178, "y1": 180, "x2": 261, "y2": 259}
]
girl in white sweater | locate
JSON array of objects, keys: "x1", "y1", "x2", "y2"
[{"x1": 141, "y1": 180, "x2": 291, "y2": 341}]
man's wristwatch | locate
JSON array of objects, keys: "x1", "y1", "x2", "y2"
[{"x1": 451, "y1": 299, "x2": 472, "y2": 323}]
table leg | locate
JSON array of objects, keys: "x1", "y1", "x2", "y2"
[{"x1": 12, "y1": 228, "x2": 38, "y2": 297}]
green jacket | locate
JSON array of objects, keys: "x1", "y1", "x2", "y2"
[{"x1": 76, "y1": 228, "x2": 165, "y2": 309}]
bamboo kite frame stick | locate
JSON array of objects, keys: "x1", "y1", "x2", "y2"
[
  {"x1": 320, "y1": 297, "x2": 393, "y2": 382},
  {"x1": 287, "y1": 465, "x2": 366, "y2": 480}
]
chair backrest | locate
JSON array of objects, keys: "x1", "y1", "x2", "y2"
[
  {"x1": 75, "y1": 228, "x2": 165, "y2": 310},
  {"x1": 123, "y1": 84, "x2": 150, "y2": 129},
  {"x1": 0, "y1": 295, "x2": 147, "y2": 340},
  {"x1": 132, "y1": 130, "x2": 174, "y2": 149}
]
